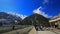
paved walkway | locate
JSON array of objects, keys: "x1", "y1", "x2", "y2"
[{"x1": 37, "y1": 31, "x2": 56, "y2": 34}]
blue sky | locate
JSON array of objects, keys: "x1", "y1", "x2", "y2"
[{"x1": 0, "y1": 0, "x2": 60, "y2": 19}]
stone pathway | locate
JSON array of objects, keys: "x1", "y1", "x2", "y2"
[
  {"x1": 51, "y1": 28, "x2": 60, "y2": 34},
  {"x1": 37, "y1": 31, "x2": 56, "y2": 34}
]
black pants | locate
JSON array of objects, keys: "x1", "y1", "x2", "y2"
[{"x1": 55, "y1": 25, "x2": 58, "y2": 28}]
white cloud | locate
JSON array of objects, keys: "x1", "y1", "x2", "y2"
[
  {"x1": 52, "y1": 16, "x2": 57, "y2": 19},
  {"x1": 16, "y1": 14, "x2": 27, "y2": 19},
  {"x1": 43, "y1": 0, "x2": 49, "y2": 4},
  {"x1": 6, "y1": 12, "x2": 27, "y2": 19},
  {"x1": 33, "y1": 6, "x2": 53, "y2": 18}
]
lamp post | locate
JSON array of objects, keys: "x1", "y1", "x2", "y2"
[{"x1": 12, "y1": 13, "x2": 17, "y2": 30}]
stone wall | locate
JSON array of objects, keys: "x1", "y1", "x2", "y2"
[
  {"x1": 2, "y1": 26, "x2": 36, "y2": 34},
  {"x1": 28, "y1": 27, "x2": 36, "y2": 34}
]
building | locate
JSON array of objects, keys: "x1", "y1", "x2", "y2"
[{"x1": 49, "y1": 14, "x2": 60, "y2": 28}]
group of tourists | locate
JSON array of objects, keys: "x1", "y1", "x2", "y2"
[{"x1": 35, "y1": 26, "x2": 49, "y2": 31}]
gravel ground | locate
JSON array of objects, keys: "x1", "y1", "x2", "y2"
[{"x1": 37, "y1": 31, "x2": 56, "y2": 34}]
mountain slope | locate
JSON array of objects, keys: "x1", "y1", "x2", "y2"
[
  {"x1": 22, "y1": 13, "x2": 50, "y2": 27},
  {"x1": 0, "y1": 12, "x2": 22, "y2": 25}
]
